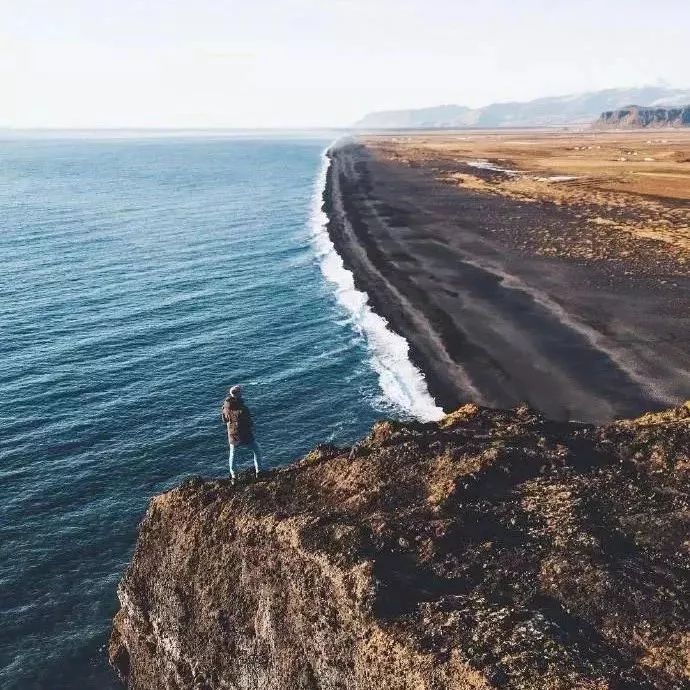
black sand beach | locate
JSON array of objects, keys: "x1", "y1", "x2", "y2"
[{"x1": 325, "y1": 140, "x2": 690, "y2": 422}]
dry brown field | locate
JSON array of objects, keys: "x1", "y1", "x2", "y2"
[{"x1": 362, "y1": 130, "x2": 690, "y2": 256}]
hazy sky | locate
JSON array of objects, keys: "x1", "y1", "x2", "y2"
[{"x1": 2, "y1": 0, "x2": 688, "y2": 128}]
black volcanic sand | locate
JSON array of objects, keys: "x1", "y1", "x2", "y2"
[{"x1": 325, "y1": 140, "x2": 690, "y2": 422}]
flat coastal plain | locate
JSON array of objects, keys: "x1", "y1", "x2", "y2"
[{"x1": 326, "y1": 131, "x2": 690, "y2": 421}]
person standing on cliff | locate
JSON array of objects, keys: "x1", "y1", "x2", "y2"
[{"x1": 221, "y1": 385, "x2": 263, "y2": 483}]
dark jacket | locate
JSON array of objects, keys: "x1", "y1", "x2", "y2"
[{"x1": 221, "y1": 396, "x2": 254, "y2": 445}]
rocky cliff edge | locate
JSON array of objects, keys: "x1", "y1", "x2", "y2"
[
  {"x1": 110, "y1": 403, "x2": 690, "y2": 689},
  {"x1": 595, "y1": 105, "x2": 690, "y2": 128}
]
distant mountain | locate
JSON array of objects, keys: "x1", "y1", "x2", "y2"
[
  {"x1": 354, "y1": 86, "x2": 690, "y2": 129},
  {"x1": 355, "y1": 104, "x2": 475, "y2": 129},
  {"x1": 595, "y1": 105, "x2": 690, "y2": 128}
]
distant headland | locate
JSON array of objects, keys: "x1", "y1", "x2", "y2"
[{"x1": 354, "y1": 85, "x2": 690, "y2": 129}]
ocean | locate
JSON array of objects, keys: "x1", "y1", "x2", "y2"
[{"x1": 0, "y1": 135, "x2": 441, "y2": 689}]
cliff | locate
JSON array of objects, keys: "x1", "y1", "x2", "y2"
[
  {"x1": 595, "y1": 105, "x2": 690, "y2": 128},
  {"x1": 354, "y1": 86, "x2": 690, "y2": 129},
  {"x1": 110, "y1": 403, "x2": 690, "y2": 689}
]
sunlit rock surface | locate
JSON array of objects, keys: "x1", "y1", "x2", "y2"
[{"x1": 110, "y1": 403, "x2": 690, "y2": 689}]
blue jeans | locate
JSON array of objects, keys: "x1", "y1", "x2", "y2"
[{"x1": 228, "y1": 440, "x2": 262, "y2": 478}]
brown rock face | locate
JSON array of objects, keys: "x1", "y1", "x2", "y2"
[
  {"x1": 595, "y1": 105, "x2": 690, "y2": 128},
  {"x1": 110, "y1": 403, "x2": 690, "y2": 689}
]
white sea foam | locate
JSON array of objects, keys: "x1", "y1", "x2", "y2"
[{"x1": 309, "y1": 151, "x2": 444, "y2": 422}]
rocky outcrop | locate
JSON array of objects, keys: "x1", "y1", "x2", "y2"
[
  {"x1": 595, "y1": 105, "x2": 690, "y2": 128},
  {"x1": 110, "y1": 403, "x2": 690, "y2": 689},
  {"x1": 355, "y1": 86, "x2": 690, "y2": 129}
]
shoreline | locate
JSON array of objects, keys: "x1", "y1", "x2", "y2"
[
  {"x1": 323, "y1": 138, "x2": 690, "y2": 422},
  {"x1": 310, "y1": 149, "x2": 443, "y2": 422},
  {"x1": 322, "y1": 147, "x2": 481, "y2": 413}
]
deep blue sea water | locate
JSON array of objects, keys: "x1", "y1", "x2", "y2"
[{"x1": 0, "y1": 135, "x2": 441, "y2": 689}]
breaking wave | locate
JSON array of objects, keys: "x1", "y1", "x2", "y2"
[{"x1": 309, "y1": 151, "x2": 444, "y2": 422}]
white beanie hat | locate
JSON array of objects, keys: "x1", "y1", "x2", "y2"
[{"x1": 229, "y1": 384, "x2": 242, "y2": 398}]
